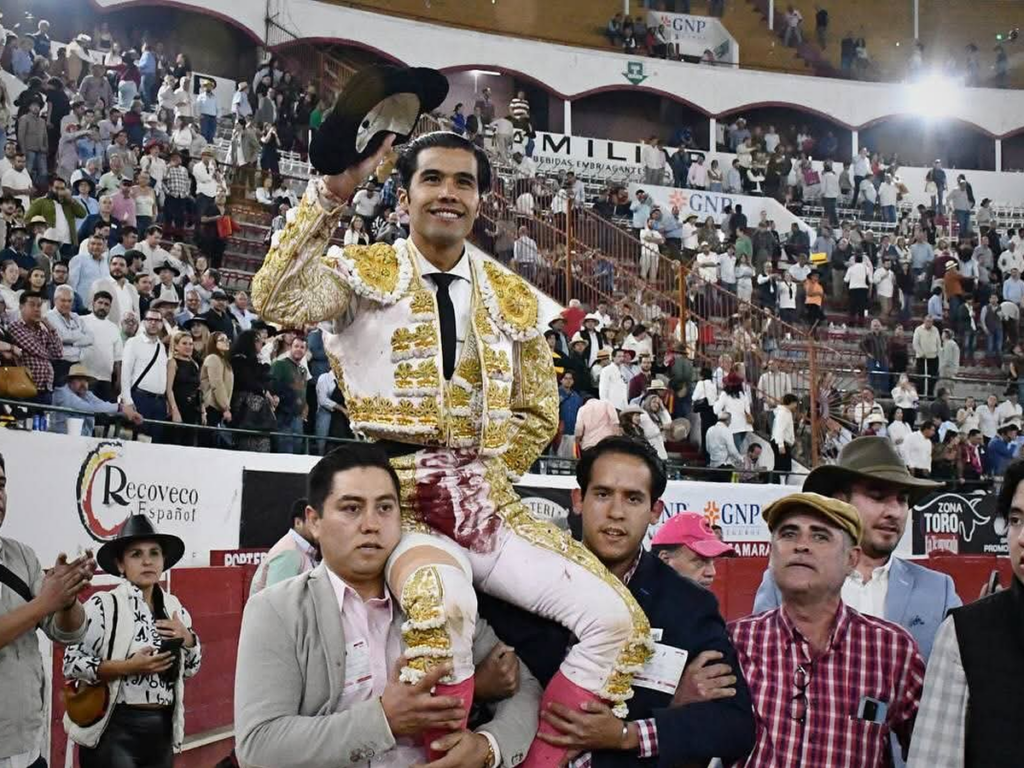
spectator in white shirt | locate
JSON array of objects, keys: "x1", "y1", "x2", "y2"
[
  {"x1": 844, "y1": 253, "x2": 872, "y2": 325},
  {"x1": 351, "y1": 182, "x2": 381, "y2": 219},
  {"x1": 995, "y1": 391, "x2": 1023, "y2": 426},
  {"x1": 513, "y1": 226, "x2": 540, "y2": 282},
  {"x1": 783, "y1": 5, "x2": 804, "y2": 47},
  {"x1": 598, "y1": 348, "x2": 630, "y2": 410},
  {"x1": 903, "y1": 422, "x2": 936, "y2": 476},
  {"x1": 120, "y1": 306, "x2": 169, "y2": 440},
  {"x1": 978, "y1": 394, "x2": 1000, "y2": 440},
  {"x1": 706, "y1": 411, "x2": 743, "y2": 468},
  {"x1": 80, "y1": 290, "x2": 124, "y2": 402},
  {"x1": 641, "y1": 137, "x2": 667, "y2": 185},
  {"x1": 314, "y1": 369, "x2": 338, "y2": 454},
  {"x1": 639, "y1": 218, "x2": 664, "y2": 282},
  {"x1": 913, "y1": 316, "x2": 942, "y2": 398},
  {"x1": 687, "y1": 156, "x2": 708, "y2": 190},
  {"x1": 873, "y1": 256, "x2": 896, "y2": 320},
  {"x1": 564, "y1": 172, "x2": 586, "y2": 205},
  {"x1": 714, "y1": 372, "x2": 753, "y2": 451},
  {"x1": 888, "y1": 407, "x2": 913, "y2": 461},
  {"x1": 878, "y1": 174, "x2": 899, "y2": 222},
  {"x1": 821, "y1": 162, "x2": 840, "y2": 224},
  {"x1": 771, "y1": 393, "x2": 799, "y2": 481}
]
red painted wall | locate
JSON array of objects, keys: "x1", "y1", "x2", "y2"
[{"x1": 47, "y1": 557, "x2": 1013, "y2": 763}]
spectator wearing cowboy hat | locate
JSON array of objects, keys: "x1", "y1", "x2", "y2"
[
  {"x1": 152, "y1": 261, "x2": 184, "y2": 308},
  {"x1": 199, "y1": 288, "x2": 237, "y2": 342},
  {"x1": 579, "y1": 312, "x2": 605, "y2": 367},
  {"x1": 25, "y1": 177, "x2": 88, "y2": 257},
  {"x1": 909, "y1": 455, "x2": 1024, "y2": 767},
  {"x1": 50, "y1": 363, "x2": 142, "y2": 435},
  {"x1": 63, "y1": 515, "x2": 201, "y2": 766},
  {"x1": 547, "y1": 313, "x2": 570, "y2": 357},
  {"x1": 564, "y1": 332, "x2": 593, "y2": 395},
  {"x1": 651, "y1": 511, "x2": 736, "y2": 588},
  {"x1": 986, "y1": 417, "x2": 1021, "y2": 476},
  {"x1": 754, "y1": 436, "x2": 959, "y2": 663}
]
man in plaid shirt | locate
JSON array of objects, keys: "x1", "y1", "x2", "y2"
[
  {"x1": 8, "y1": 291, "x2": 63, "y2": 402},
  {"x1": 729, "y1": 493, "x2": 925, "y2": 768},
  {"x1": 908, "y1": 459, "x2": 1024, "y2": 768},
  {"x1": 162, "y1": 151, "x2": 192, "y2": 237}
]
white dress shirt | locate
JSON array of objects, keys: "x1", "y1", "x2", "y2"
[
  {"x1": 842, "y1": 558, "x2": 891, "y2": 617},
  {"x1": 598, "y1": 363, "x2": 629, "y2": 410},
  {"x1": 120, "y1": 332, "x2": 168, "y2": 403},
  {"x1": 888, "y1": 420, "x2": 912, "y2": 459},
  {"x1": 903, "y1": 430, "x2": 934, "y2": 471},
  {"x1": 81, "y1": 313, "x2": 123, "y2": 382},
  {"x1": 409, "y1": 242, "x2": 473, "y2": 363},
  {"x1": 977, "y1": 405, "x2": 999, "y2": 439},
  {"x1": 771, "y1": 405, "x2": 795, "y2": 447}
]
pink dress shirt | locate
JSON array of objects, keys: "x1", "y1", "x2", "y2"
[
  {"x1": 326, "y1": 568, "x2": 425, "y2": 765},
  {"x1": 574, "y1": 398, "x2": 622, "y2": 450},
  {"x1": 111, "y1": 192, "x2": 137, "y2": 228}
]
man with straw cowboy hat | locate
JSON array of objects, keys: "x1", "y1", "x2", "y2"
[{"x1": 753, "y1": 435, "x2": 961, "y2": 661}]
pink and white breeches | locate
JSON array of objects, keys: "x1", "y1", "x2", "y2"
[{"x1": 386, "y1": 450, "x2": 652, "y2": 714}]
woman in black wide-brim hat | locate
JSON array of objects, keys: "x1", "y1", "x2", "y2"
[{"x1": 63, "y1": 515, "x2": 201, "y2": 768}]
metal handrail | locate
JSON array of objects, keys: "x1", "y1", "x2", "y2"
[{"x1": 0, "y1": 398, "x2": 805, "y2": 481}]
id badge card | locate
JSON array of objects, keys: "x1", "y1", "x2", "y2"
[
  {"x1": 633, "y1": 642, "x2": 689, "y2": 695},
  {"x1": 343, "y1": 638, "x2": 374, "y2": 695}
]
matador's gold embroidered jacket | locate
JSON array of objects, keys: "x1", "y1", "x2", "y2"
[{"x1": 250, "y1": 182, "x2": 558, "y2": 475}]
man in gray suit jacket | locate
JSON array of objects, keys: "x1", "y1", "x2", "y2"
[
  {"x1": 235, "y1": 446, "x2": 541, "y2": 768},
  {"x1": 753, "y1": 437, "x2": 961, "y2": 660}
]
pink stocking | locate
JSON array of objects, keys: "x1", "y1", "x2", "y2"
[
  {"x1": 423, "y1": 677, "x2": 475, "y2": 761},
  {"x1": 521, "y1": 671, "x2": 605, "y2": 768}
]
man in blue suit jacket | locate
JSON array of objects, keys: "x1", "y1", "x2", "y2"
[
  {"x1": 752, "y1": 436, "x2": 961, "y2": 661},
  {"x1": 479, "y1": 436, "x2": 756, "y2": 767}
]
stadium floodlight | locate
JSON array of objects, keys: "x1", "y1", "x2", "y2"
[{"x1": 904, "y1": 74, "x2": 960, "y2": 118}]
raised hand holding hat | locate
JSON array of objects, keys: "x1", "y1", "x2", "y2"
[{"x1": 311, "y1": 65, "x2": 449, "y2": 202}]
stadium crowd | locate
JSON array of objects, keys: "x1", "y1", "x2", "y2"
[{"x1": 0, "y1": 5, "x2": 1021, "y2": 768}]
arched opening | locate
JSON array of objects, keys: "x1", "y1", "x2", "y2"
[
  {"x1": 715, "y1": 105, "x2": 853, "y2": 163},
  {"x1": 1002, "y1": 131, "x2": 1024, "y2": 173},
  {"x1": 571, "y1": 89, "x2": 709, "y2": 147},
  {"x1": 859, "y1": 115, "x2": 996, "y2": 171},
  {"x1": 438, "y1": 70, "x2": 564, "y2": 134}
]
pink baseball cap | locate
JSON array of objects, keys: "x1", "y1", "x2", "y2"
[{"x1": 651, "y1": 512, "x2": 736, "y2": 558}]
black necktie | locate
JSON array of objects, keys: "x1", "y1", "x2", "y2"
[{"x1": 429, "y1": 273, "x2": 458, "y2": 380}]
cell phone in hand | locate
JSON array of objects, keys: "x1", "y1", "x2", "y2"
[
  {"x1": 158, "y1": 637, "x2": 185, "y2": 654},
  {"x1": 986, "y1": 569, "x2": 1001, "y2": 595}
]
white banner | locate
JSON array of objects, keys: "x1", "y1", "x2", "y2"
[
  {"x1": 512, "y1": 131, "x2": 654, "y2": 180},
  {"x1": 628, "y1": 181, "x2": 814, "y2": 234},
  {"x1": 646, "y1": 11, "x2": 739, "y2": 65},
  {"x1": 517, "y1": 472, "x2": 792, "y2": 557},
  {"x1": 0, "y1": 430, "x2": 810, "y2": 567},
  {"x1": 0, "y1": 430, "x2": 315, "y2": 568}
]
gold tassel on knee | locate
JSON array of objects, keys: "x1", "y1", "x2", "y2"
[{"x1": 398, "y1": 565, "x2": 455, "y2": 685}]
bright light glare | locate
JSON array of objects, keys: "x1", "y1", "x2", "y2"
[{"x1": 904, "y1": 74, "x2": 960, "y2": 118}]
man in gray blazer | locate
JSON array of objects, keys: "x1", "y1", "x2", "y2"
[
  {"x1": 235, "y1": 445, "x2": 541, "y2": 768},
  {"x1": 753, "y1": 436, "x2": 962, "y2": 661}
]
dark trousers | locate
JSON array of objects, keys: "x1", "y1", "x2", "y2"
[
  {"x1": 90, "y1": 379, "x2": 115, "y2": 402},
  {"x1": 163, "y1": 196, "x2": 188, "y2": 231},
  {"x1": 771, "y1": 440, "x2": 792, "y2": 482},
  {"x1": 133, "y1": 389, "x2": 168, "y2": 442},
  {"x1": 79, "y1": 705, "x2": 173, "y2": 768}
]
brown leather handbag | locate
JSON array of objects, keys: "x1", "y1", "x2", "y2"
[
  {"x1": 62, "y1": 593, "x2": 117, "y2": 727},
  {"x1": 0, "y1": 365, "x2": 37, "y2": 400}
]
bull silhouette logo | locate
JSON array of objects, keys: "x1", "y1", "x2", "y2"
[{"x1": 917, "y1": 493, "x2": 991, "y2": 542}]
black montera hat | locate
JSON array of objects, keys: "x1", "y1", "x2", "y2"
[{"x1": 309, "y1": 65, "x2": 449, "y2": 175}]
